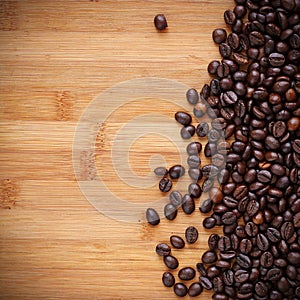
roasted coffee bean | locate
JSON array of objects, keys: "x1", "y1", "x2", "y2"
[
  {"x1": 249, "y1": 31, "x2": 265, "y2": 46},
  {"x1": 269, "y1": 53, "x2": 285, "y2": 66},
  {"x1": 162, "y1": 271, "x2": 175, "y2": 287},
  {"x1": 257, "y1": 170, "x2": 272, "y2": 183},
  {"x1": 236, "y1": 253, "x2": 252, "y2": 269},
  {"x1": 208, "y1": 60, "x2": 220, "y2": 75},
  {"x1": 199, "y1": 276, "x2": 213, "y2": 290},
  {"x1": 187, "y1": 155, "x2": 200, "y2": 168},
  {"x1": 260, "y1": 251, "x2": 274, "y2": 268},
  {"x1": 221, "y1": 212, "x2": 237, "y2": 225},
  {"x1": 174, "y1": 283, "x2": 188, "y2": 297},
  {"x1": 188, "y1": 282, "x2": 203, "y2": 297},
  {"x1": 175, "y1": 111, "x2": 192, "y2": 126},
  {"x1": 213, "y1": 28, "x2": 227, "y2": 44},
  {"x1": 202, "y1": 250, "x2": 218, "y2": 264},
  {"x1": 281, "y1": 221, "x2": 294, "y2": 240},
  {"x1": 218, "y1": 236, "x2": 231, "y2": 252},
  {"x1": 266, "y1": 268, "x2": 282, "y2": 281},
  {"x1": 156, "y1": 243, "x2": 171, "y2": 256},
  {"x1": 196, "y1": 122, "x2": 209, "y2": 137},
  {"x1": 186, "y1": 142, "x2": 202, "y2": 155},
  {"x1": 164, "y1": 255, "x2": 179, "y2": 269},
  {"x1": 202, "y1": 164, "x2": 219, "y2": 177},
  {"x1": 224, "y1": 9, "x2": 236, "y2": 26},
  {"x1": 186, "y1": 88, "x2": 199, "y2": 105},
  {"x1": 200, "y1": 198, "x2": 213, "y2": 214},
  {"x1": 188, "y1": 183, "x2": 202, "y2": 198},
  {"x1": 257, "y1": 233, "x2": 269, "y2": 251},
  {"x1": 181, "y1": 125, "x2": 195, "y2": 139},
  {"x1": 204, "y1": 143, "x2": 217, "y2": 157},
  {"x1": 169, "y1": 165, "x2": 185, "y2": 179},
  {"x1": 217, "y1": 63, "x2": 230, "y2": 78},
  {"x1": 188, "y1": 168, "x2": 203, "y2": 181},
  {"x1": 219, "y1": 43, "x2": 232, "y2": 58},
  {"x1": 159, "y1": 177, "x2": 172, "y2": 192},
  {"x1": 212, "y1": 154, "x2": 225, "y2": 167},
  {"x1": 164, "y1": 203, "x2": 177, "y2": 220},
  {"x1": 178, "y1": 267, "x2": 196, "y2": 281},
  {"x1": 154, "y1": 14, "x2": 168, "y2": 30},
  {"x1": 221, "y1": 91, "x2": 238, "y2": 105},
  {"x1": 202, "y1": 178, "x2": 214, "y2": 192},
  {"x1": 255, "y1": 281, "x2": 268, "y2": 297},
  {"x1": 154, "y1": 167, "x2": 168, "y2": 177},
  {"x1": 182, "y1": 194, "x2": 195, "y2": 214},
  {"x1": 240, "y1": 238, "x2": 252, "y2": 254},
  {"x1": 185, "y1": 226, "x2": 198, "y2": 244},
  {"x1": 234, "y1": 269, "x2": 249, "y2": 283},
  {"x1": 170, "y1": 235, "x2": 185, "y2": 249},
  {"x1": 203, "y1": 217, "x2": 217, "y2": 229},
  {"x1": 146, "y1": 208, "x2": 160, "y2": 225},
  {"x1": 169, "y1": 191, "x2": 182, "y2": 207},
  {"x1": 245, "y1": 221, "x2": 258, "y2": 237}
]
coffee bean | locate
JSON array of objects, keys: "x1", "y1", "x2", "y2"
[
  {"x1": 187, "y1": 155, "x2": 201, "y2": 168},
  {"x1": 185, "y1": 226, "x2": 198, "y2": 244},
  {"x1": 260, "y1": 251, "x2": 274, "y2": 268},
  {"x1": 255, "y1": 281, "x2": 268, "y2": 297},
  {"x1": 186, "y1": 142, "x2": 202, "y2": 155},
  {"x1": 266, "y1": 268, "x2": 282, "y2": 281},
  {"x1": 169, "y1": 165, "x2": 185, "y2": 179},
  {"x1": 180, "y1": 125, "x2": 195, "y2": 139},
  {"x1": 218, "y1": 236, "x2": 231, "y2": 252},
  {"x1": 202, "y1": 250, "x2": 218, "y2": 264},
  {"x1": 156, "y1": 243, "x2": 171, "y2": 256},
  {"x1": 196, "y1": 122, "x2": 209, "y2": 137},
  {"x1": 202, "y1": 178, "x2": 214, "y2": 192},
  {"x1": 224, "y1": 9, "x2": 236, "y2": 26},
  {"x1": 178, "y1": 267, "x2": 196, "y2": 281},
  {"x1": 146, "y1": 208, "x2": 160, "y2": 225},
  {"x1": 245, "y1": 221, "x2": 258, "y2": 237},
  {"x1": 175, "y1": 111, "x2": 192, "y2": 126},
  {"x1": 240, "y1": 238, "x2": 252, "y2": 254},
  {"x1": 234, "y1": 269, "x2": 249, "y2": 283},
  {"x1": 154, "y1": 167, "x2": 168, "y2": 177},
  {"x1": 169, "y1": 191, "x2": 182, "y2": 207},
  {"x1": 281, "y1": 221, "x2": 294, "y2": 240},
  {"x1": 188, "y1": 282, "x2": 203, "y2": 297},
  {"x1": 213, "y1": 28, "x2": 227, "y2": 44},
  {"x1": 164, "y1": 255, "x2": 179, "y2": 269},
  {"x1": 219, "y1": 43, "x2": 232, "y2": 58},
  {"x1": 249, "y1": 31, "x2": 265, "y2": 46},
  {"x1": 221, "y1": 91, "x2": 238, "y2": 105},
  {"x1": 154, "y1": 14, "x2": 168, "y2": 30},
  {"x1": 170, "y1": 235, "x2": 185, "y2": 249},
  {"x1": 188, "y1": 183, "x2": 202, "y2": 198},
  {"x1": 164, "y1": 203, "x2": 177, "y2": 220},
  {"x1": 221, "y1": 212, "x2": 237, "y2": 225},
  {"x1": 188, "y1": 168, "x2": 203, "y2": 181},
  {"x1": 182, "y1": 194, "x2": 195, "y2": 214},
  {"x1": 269, "y1": 52, "x2": 285, "y2": 66},
  {"x1": 162, "y1": 271, "x2": 175, "y2": 287},
  {"x1": 159, "y1": 177, "x2": 172, "y2": 192},
  {"x1": 236, "y1": 253, "x2": 252, "y2": 269},
  {"x1": 186, "y1": 88, "x2": 199, "y2": 105},
  {"x1": 173, "y1": 283, "x2": 188, "y2": 297},
  {"x1": 200, "y1": 198, "x2": 213, "y2": 214},
  {"x1": 199, "y1": 276, "x2": 213, "y2": 290}
]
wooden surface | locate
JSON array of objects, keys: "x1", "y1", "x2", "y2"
[{"x1": 0, "y1": 1, "x2": 233, "y2": 299}]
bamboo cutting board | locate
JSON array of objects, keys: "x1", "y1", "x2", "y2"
[{"x1": 1, "y1": 1, "x2": 233, "y2": 299}]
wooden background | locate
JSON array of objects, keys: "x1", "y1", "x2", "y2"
[{"x1": 0, "y1": 1, "x2": 233, "y2": 299}]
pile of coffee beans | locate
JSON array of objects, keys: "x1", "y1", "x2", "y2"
[{"x1": 147, "y1": 0, "x2": 300, "y2": 298}]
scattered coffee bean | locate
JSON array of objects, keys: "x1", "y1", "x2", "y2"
[
  {"x1": 162, "y1": 271, "x2": 175, "y2": 287},
  {"x1": 164, "y1": 255, "x2": 179, "y2": 270},
  {"x1": 164, "y1": 203, "x2": 177, "y2": 220},
  {"x1": 156, "y1": 243, "x2": 171, "y2": 256},
  {"x1": 188, "y1": 282, "x2": 203, "y2": 297},
  {"x1": 169, "y1": 165, "x2": 185, "y2": 179},
  {"x1": 170, "y1": 235, "x2": 185, "y2": 249},
  {"x1": 186, "y1": 88, "x2": 199, "y2": 105},
  {"x1": 178, "y1": 267, "x2": 196, "y2": 281},
  {"x1": 173, "y1": 283, "x2": 188, "y2": 297},
  {"x1": 180, "y1": 125, "x2": 195, "y2": 139},
  {"x1": 146, "y1": 208, "x2": 160, "y2": 226},
  {"x1": 154, "y1": 14, "x2": 168, "y2": 30},
  {"x1": 175, "y1": 111, "x2": 192, "y2": 126},
  {"x1": 154, "y1": 166, "x2": 168, "y2": 177},
  {"x1": 159, "y1": 177, "x2": 172, "y2": 192},
  {"x1": 185, "y1": 226, "x2": 198, "y2": 244}
]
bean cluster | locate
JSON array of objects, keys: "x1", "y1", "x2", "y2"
[{"x1": 147, "y1": 0, "x2": 300, "y2": 299}]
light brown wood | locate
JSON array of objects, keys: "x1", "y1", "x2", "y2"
[{"x1": 0, "y1": 1, "x2": 232, "y2": 299}]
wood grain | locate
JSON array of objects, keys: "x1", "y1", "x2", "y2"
[{"x1": 0, "y1": 1, "x2": 232, "y2": 299}]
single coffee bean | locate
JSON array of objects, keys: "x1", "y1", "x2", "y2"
[
  {"x1": 175, "y1": 111, "x2": 192, "y2": 126},
  {"x1": 169, "y1": 165, "x2": 185, "y2": 179},
  {"x1": 154, "y1": 166, "x2": 168, "y2": 177},
  {"x1": 188, "y1": 282, "x2": 203, "y2": 297},
  {"x1": 180, "y1": 125, "x2": 195, "y2": 139},
  {"x1": 200, "y1": 198, "x2": 213, "y2": 214},
  {"x1": 240, "y1": 238, "x2": 252, "y2": 255},
  {"x1": 170, "y1": 235, "x2": 185, "y2": 249},
  {"x1": 186, "y1": 88, "x2": 199, "y2": 105},
  {"x1": 281, "y1": 221, "x2": 294, "y2": 240},
  {"x1": 146, "y1": 208, "x2": 160, "y2": 225},
  {"x1": 185, "y1": 226, "x2": 198, "y2": 244},
  {"x1": 260, "y1": 251, "x2": 274, "y2": 268},
  {"x1": 208, "y1": 60, "x2": 220, "y2": 75},
  {"x1": 188, "y1": 168, "x2": 203, "y2": 181},
  {"x1": 218, "y1": 236, "x2": 231, "y2": 252},
  {"x1": 169, "y1": 190, "x2": 182, "y2": 207},
  {"x1": 203, "y1": 217, "x2": 217, "y2": 229},
  {"x1": 255, "y1": 281, "x2": 268, "y2": 297},
  {"x1": 224, "y1": 9, "x2": 236, "y2": 25},
  {"x1": 186, "y1": 142, "x2": 202, "y2": 155},
  {"x1": 156, "y1": 243, "x2": 171, "y2": 256},
  {"x1": 178, "y1": 267, "x2": 196, "y2": 281},
  {"x1": 245, "y1": 221, "x2": 258, "y2": 237},
  {"x1": 154, "y1": 14, "x2": 168, "y2": 30},
  {"x1": 199, "y1": 276, "x2": 213, "y2": 290},
  {"x1": 213, "y1": 28, "x2": 227, "y2": 44},
  {"x1": 221, "y1": 212, "x2": 237, "y2": 225},
  {"x1": 162, "y1": 271, "x2": 175, "y2": 287},
  {"x1": 202, "y1": 250, "x2": 218, "y2": 264},
  {"x1": 187, "y1": 155, "x2": 201, "y2": 168},
  {"x1": 164, "y1": 255, "x2": 179, "y2": 269},
  {"x1": 159, "y1": 177, "x2": 172, "y2": 192},
  {"x1": 182, "y1": 194, "x2": 195, "y2": 214},
  {"x1": 188, "y1": 183, "x2": 202, "y2": 198},
  {"x1": 164, "y1": 203, "x2": 177, "y2": 220},
  {"x1": 269, "y1": 52, "x2": 285, "y2": 67},
  {"x1": 234, "y1": 269, "x2": 249, "y2": 283},
  {"x1": 266, "y1": 268, "x2": 282, "y2": 281},
  {"x1": 219, "y1": 43, "x2": 232, "y2": 58},
  {"x1": 173, "y1": 282, "x2": 188, "y2": 297},
  {"x1": 196, "y1": 122, "x2": 209, "y2": 137},
  {"x1": 236, "y1": 253, "x2": 252, "y2": 269},
  {"x1": 257, "y1": 233, "x2": 269, "y2": 251}
]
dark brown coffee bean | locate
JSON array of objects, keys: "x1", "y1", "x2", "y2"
[
  {"x1": 267, "y1": 227, "x2": 281, "y2": 243},
  {"x1": 292, "y1": 139, "x2": 300, "y2": 153},
  {"x1": 247, "y1": 199, "x2": 260, "y2": 217},
  {"x1": 175, "y1": 111, "x2": 192, "y2": 126},
  {"x1": 182, "y1": 194, "x2": 195, "y2": 214},
  {"x1": 213, "y1": 28, "x2": 227, "y2": 44},
  {"x1": 146, "y1": 208, "x2": 160, "y2": 225},
  {"x1": 233, "y1": 185, "x2": 248, "y2": 200},
  {"x1": 154, "y1": 166, "x2": 168, "y2": 177},
  {"x1": 218, "y1": 236, "x2": 231, "y2": 252},
  {"x1": 169, "y1": 191, "x2": 182, "y2": 207},
  {"x1": 159, "y1": 177, "x2": 172, "y2": 192},
  {"x1": 202, "y1": 250, "x2": 218, "y2": 264},
  {"x1": 180, "y1": 125, "x2": 195, "y2": 139},
  {"x1": 188, "y1": 168, "x2": 203, "y2": 182},
  {"x1": 221, "y1": 91, "x2": 238, "y2": 105},
  {"x1": 221, "y1": 212, "x2": 237, "y2": 225},
  {"x1": 185, "y1": 226, "x2": 198, "y2": 244},
  {"x1": 169, "y1": 165, "x2": 185, "y2": 179},
  {"x1": 188, "y1": 282, "x2": 203, "y2": 297},
  {"x1": 170, "y1": 235, "x2": 185, "y2": 249},
  {"x1": 196, "y1": 122, "x2": 209, "y2": 137},
  {"x1": 188, "y1": 183, "x2": 202, "y2": 198},
  {"x1": 245, "y1": 221, "x2": 258, "y2": 237},
  {"x1": 162, "y1": 271, "x2": 175, "y2": 287},
  {"x1": 269, "y1": 52, "x2": 285, "y2": 67},
  {"x1": 257, "y1": 233, "x2": 269, "y2": 251},
  {"x1": 174, "y1": 282, "x2": 188, "y2": 297},
  {"x1": 281, "y1": 221, "x2": 294, "y2": 240},
  {"x1": 266, "y1": 268, "x2": 282, "y2": 281},
  {"x1": 200, "y1": 198, "x2": 213, "y2": 214},
  {"x1": 219, "y1": 43, "x2": 232, "y2": 58},
  {"x1": 203, "y1": 217, "x2": 216, "y2": 229},
  {"x1": 154, "y1": 14, "x2": 168, "y2": 30},
  {"x1": 164, "y1": 203, "x2": 177, "y2": 220},
  {"x1": 178, "y1": 267, "x2": 196, "y2": 281},
  {"x1": 156, "y1": 243, "x2": 171, "y2": 256},
  {"x1": 164, "y1": 255, "x2": 178, "y2": 269},
  {"x1": 240, "y1": 238, "x2": 252, "y2": 255},
  {"x1": 217, "y1": 62, "x2": 230, "y2": 78},
  {"x1": 200, "y1": 276, "x2": 213, "y2": 290},
  {"x1": 255, "y1": 281, "x2": 268, "y2": 297},
  {"x1": 187, "y1": 155, "x2": 200, "y2": 169},
  {"x1": 186, "y1": 142, "x2": 202, "y2": 155},
  {"x1": 186, "y1": 88, "x2": 199, "y2": 105},
  {"x1": 224, "y1": 9, "x2": 236, "y2": 25},
  {"x1": 234, "y1": 269, "x2": 249, "y2": 283},
  {"x1": 249, "y1": 31, "x2": 265, "y2": 46}
]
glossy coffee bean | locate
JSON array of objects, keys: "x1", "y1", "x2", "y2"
[
  {"x1": 156, "y1": 243, "x2": 171, "y2": 256},
  {"x1": 164, "y1": 255, "x2": 179, "y2": 269},
  {"x1": 169, "y1": 165, "x2": 185, "y2": 179},
  {"x1": 173, "y1": 283, "x2": 188, "y2": 297},
  {"x1": 146, "y1": 208, "x2": 160, "y2": 225},
  {"x1": 180, "y1": 125, "x2": 195, "y2": 139},
  {"x1": 213, "y1": 28, "x2": 227, "y2": 44},
  {"x1": 188, "y1": 282, "x2": 203, "y2": 297},
  {"x1": 178, "y1": 267, "x2": 196, "y2": 281},
  {"x1": 154, "y1": 14, "x2": 168, "y2": 30},
  {"x1": 175, "y1": 111, "x2": 192, "y2": 126},
  {"x1": 185, "y1": 226, "x2": 198, "y2": 244},
  {"x1": 170, "y1": 235, "x2": 185, "y2": 249},
  {"x1": 186, "y1": 88, "x2": 199, "y2": 105},
  {"x1": 154, "y1": 167, "x2": 168, "y2": 177},
  {"x1": 162, "y1": 271, "x2": 175, "y2": 287},
  {"x1": 159, "y1": 177, "x2": 172, "y2": 192}
]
